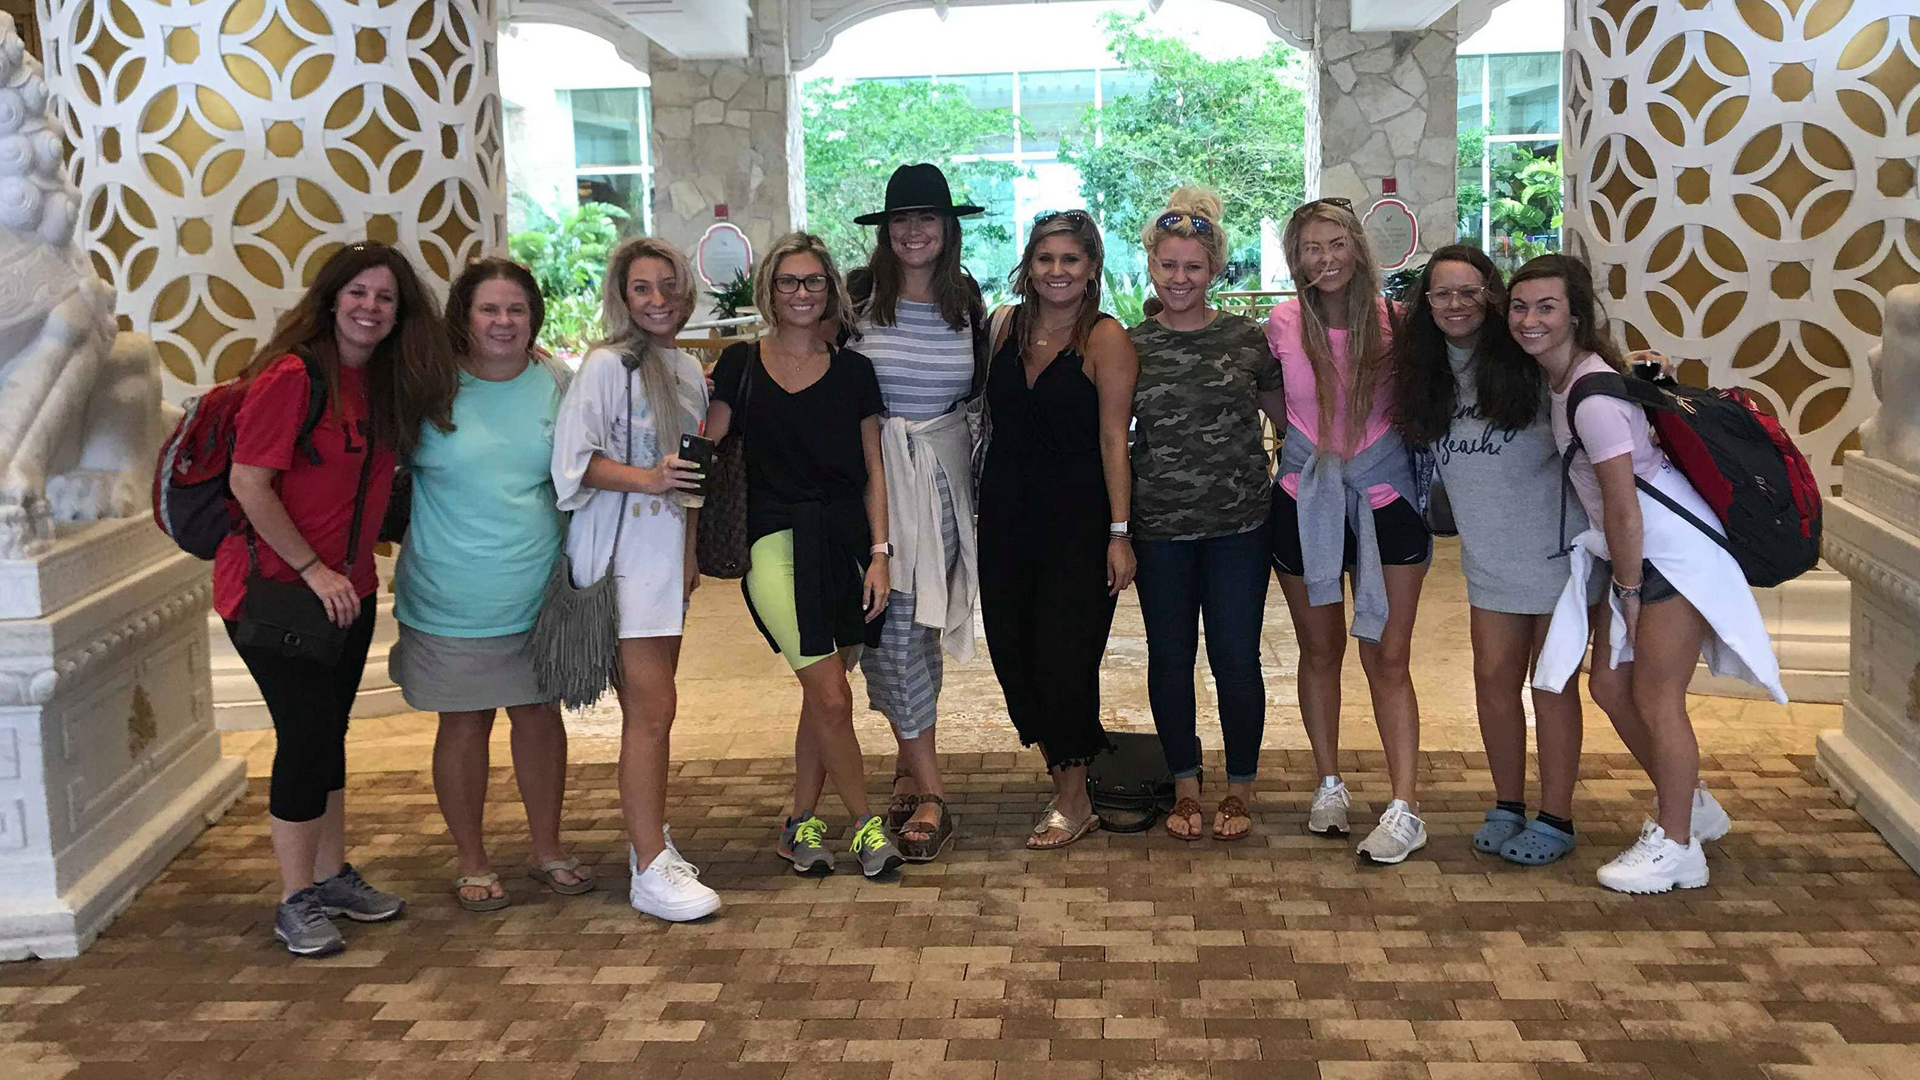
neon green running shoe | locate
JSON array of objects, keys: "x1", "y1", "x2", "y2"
[
  {"x1": 850, "y1": 815, "x2": 904, "y2": 879},
  {"x1": 779, "y1": 814, "x2": 834, "y2": 875}
]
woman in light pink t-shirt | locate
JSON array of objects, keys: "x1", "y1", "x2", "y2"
[
  {"x1": 1508, "y1": 254, "x2": 1733, "y2": 897},
  {"x1": 1266, "y1": 199, "x2": 1431, "y2": 867}
]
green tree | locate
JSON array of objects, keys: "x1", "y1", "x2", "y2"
[
  {"x1": 508, "y1": 197, "x2": 627, "y2": 356},
  {"x1": 1062, "y1": 13, "x2": 1306, "y2": 273},
  {"x1": 1487, "y1": 144, "x2": 1563, "y2": 269},
  {"x1": 801, "y1": 79, "x2": 1025, "y2": 278}
]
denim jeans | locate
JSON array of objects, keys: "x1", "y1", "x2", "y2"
[{"x1": 1134, "y1": 523, "x2": 1271, "y2": 783}]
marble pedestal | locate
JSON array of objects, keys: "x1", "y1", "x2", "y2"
[
  {"x1": 1817, "y1": 453, "x2": 1920, "y2": 873},
  {"x1": 0, "y1": 519, "x2": 246, "y2": 959},
  {"x1": 209, "y1": 553, "x2": 401, "y2": 731}
]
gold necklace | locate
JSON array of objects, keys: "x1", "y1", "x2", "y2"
[{"x1": 1033, "y1": 321, "x2": 1075, "y2": 348}]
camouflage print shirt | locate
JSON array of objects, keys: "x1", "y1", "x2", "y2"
[{"x1": 1129, "y1": 312, "x2": 1283, "y2": 542}]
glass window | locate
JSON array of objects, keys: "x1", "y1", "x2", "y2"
[
  {"x1": 1456, "y1": 53, "x2": 1485, "y2": 133},
  {"x1": 1018, "y1": 69, "x2": 1096, "y2": 153},
  {"x1": 1099, "y1": 67, "x2": 1154, "y2": 106},
  {"x1": 576, "y1": 172, "x2": 650, "y2": 238},
  {"x1": 1487, "y1": 52, "x2": 1559, "y2": 136},
  {"x1": 940, "y1": 73, "x2": 1015, "y2": 154},
  {"x1": 570, "y1": 88, "x2": 645, "y2": 169}
]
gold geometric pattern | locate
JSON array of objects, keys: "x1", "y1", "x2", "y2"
[
  {"x1": 1566, "y1": 1, "x2": 1920, "y2": 494},
  {"x1": 38, "y1": 0, "x2": 506, "y2": 391}
]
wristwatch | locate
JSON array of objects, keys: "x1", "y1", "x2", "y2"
[
  {"x1": 871, "y1": 542, "x2": 894, "y2": 557},
  {"x1": 1108, "y1": 520, "x2": 1130, "y2": 539}
]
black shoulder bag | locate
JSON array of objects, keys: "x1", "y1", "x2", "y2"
[{"x1": 232, "y1": 432, "x2": 377, "y2": 667}]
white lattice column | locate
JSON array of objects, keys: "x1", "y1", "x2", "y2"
[
  {"x1": 35, "y1": 0, "x2": 508, "y2": 399},
  {"x1": 1562, "y1": 1, "x2": 1920, "y2": 703}
]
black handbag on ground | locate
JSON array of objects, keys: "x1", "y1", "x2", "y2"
[
  {"x1": 695, "y1": 348, "x2": 755, "y2": 579},
  {"x1": 1086, "y1": 730, "x2": 1198, "y2": 833},
  {"x1": 231, "y1": 434, "x2": 377, "y2": 667}
]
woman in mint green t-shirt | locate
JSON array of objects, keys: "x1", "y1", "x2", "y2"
[{"x1": 391, "y1": 258, "x2": 590, "y2": 912}]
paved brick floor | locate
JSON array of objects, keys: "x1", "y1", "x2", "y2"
[{"x1": 5, "y1": 750, "x2": 1918, "y2": 1080}]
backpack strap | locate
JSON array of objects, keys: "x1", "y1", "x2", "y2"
[
  {"x1": 1555, "y1": 370, "x2": 1736, "y2": 560},
  {"x1": 294, "y1": 353, "x2": 329, "y2": 466}
]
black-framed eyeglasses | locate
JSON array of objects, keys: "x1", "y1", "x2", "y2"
[
  {"x1": 1156, "y1": 211, "x2": 1214, "y2": 235},
  {"x1": 1289, "y1": 196, "x2": 1354, "y2": 220},
  {"x1": 1034, "y1": 208, "x2": 1095, "y2": 227},
  {"x1": 773, "y1": 273, "x2": 830, "y2": 294}
]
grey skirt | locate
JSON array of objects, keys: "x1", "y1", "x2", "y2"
[{"x1": 390, "y1": 624, "x2": 552, "y2": 712}]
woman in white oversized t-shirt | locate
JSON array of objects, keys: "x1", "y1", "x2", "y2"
[{"x1": 1506, "y1": 254, "x2": 1779, "y2": 897}]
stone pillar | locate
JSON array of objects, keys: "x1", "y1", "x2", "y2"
[
  {"x1": 37, "y1": 0, "x2": 508, "y2": 398},
  {"x1": 1561, "y1": 2, "x2": 1920, "y2": 704},
  {"x1": 1818, "y1": 284, "x2": 1920, "y2": 872},
  {"x1": 647, "y1": 0, "x2": 799, "y2": 271},
  {"x1": 1306, "y1": 0, "x2": 1458, "y2": 259}
]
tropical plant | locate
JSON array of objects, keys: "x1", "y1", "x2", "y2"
[
  {"x1": 508, "y1": 198, "x2": 628, "y2": 355},
  {"x1": 1064, "y1": 14, "x2": 1306, "y2": 272},
  {"x1": 708, "y1": 270, "x2": 754, "y2": 321},
  {"x1": 1101, "y1": 270, "x2": 1151, "y2": 325}
]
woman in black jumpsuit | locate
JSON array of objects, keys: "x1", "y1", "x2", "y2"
[{"x1": 979, "y1": 209, "x2": 1140, "y2": 850}]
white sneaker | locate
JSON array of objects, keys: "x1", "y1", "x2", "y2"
[
  {"x1": 630, "y1": 848, "x2": 721, "y2": 922},
  {"x1": 1596, "y1": 821, "x2": 1709, "y2": 894},
  {"x1": 630, "y1": 825, "x2": 688, "y2": 875},
  {"x1": 1307, "y1": 777, "x2": 1350, "y2": 837},
  {"x1": 1356, "y1": 799, "x2": 1428, "y2": 865},
  {"x1": 1691, "y1": 786, "x2": 1731, "y2": 843}
]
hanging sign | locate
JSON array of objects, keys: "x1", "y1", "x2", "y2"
[
  {"x1": 1363, "y1": 198, "x2": 1418, "y2": 270},
  {"x1": 696, "y1": 222, "x2": 753, "y2": 288}
]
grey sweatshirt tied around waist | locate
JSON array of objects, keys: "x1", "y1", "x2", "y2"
[{"x1": 1277, "y1": 422, "x2": 1421, "y2": 643}]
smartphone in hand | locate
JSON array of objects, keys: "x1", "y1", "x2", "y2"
[{"x1": 678, "y1": 433, "x2": 715, "y2": 502}]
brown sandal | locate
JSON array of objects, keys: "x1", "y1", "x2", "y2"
[
  {"x1": 1214, "y1": 795, "x2": 1253, "y2": 842},
  {"x1": 897, "y1": 795, "x2": 953, "y2": 863},
  {"x1": 886, "y1": 770, "x2": 918, "y2": 832},
  {"x1": 1166, "y1": 796, "x2": 1205, "y2": 841}
]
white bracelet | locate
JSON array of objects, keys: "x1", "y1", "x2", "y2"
[{"x1": 1108, "y1": 521, "x2": 1129, "y2": 536}]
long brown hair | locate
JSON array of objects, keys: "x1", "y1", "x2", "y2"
[
  {"x1": 1389, "y1": 244, "x2": 1545, "y2": 444},
  {"x1": 1506, "y1": 253, "x2": 1625, "y2": 371},
  {"x1": 1010, "y1": 209, "x2": 1104, "y2": 353},
  {"x1": 1282, "y1": 200, "x2": 1389, "y2": 456},
  {"x1": 598, "y1": 235, "x2": 701, "y2": 462},
  {"x1": 241, "y1": 240, "x2": 453, "y2": 457},
  {"x1": 861, "y1": 212, "x2": 977, "y2": 332}
]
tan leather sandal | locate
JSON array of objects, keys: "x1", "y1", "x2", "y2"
[
  {"x1": 1027, "y1": 805, "x2": 1099, "y2": 850},
  {"x1": 1214, "y1": 795, "x2": 1253, "y2": 842},
  {"x1": 1166, "y1": 796, "x2": 1205, "y2": 841},
  {"x1": 453, "y1": 872, "x2": 510, "y2": 912}
]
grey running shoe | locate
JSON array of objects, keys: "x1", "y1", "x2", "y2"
[
  {"x1": 851, "y1": 816, "x2": 904, "y2": 879},
  {"x1": 313, "y1": 862, "x2": 405, "y2": 923},
  {"x1": 1307, "y1": 777, "x2": 1351, "y2": 837},
  {"x1": 1356, "y1": 800, "x2": 1429, "y2": 865},
  {"x1": 275, "y1": 888, "x2": 345, "y2": 958},
  {"x1": 779, "y1": 815, "x2": 835, "y2": 875}
]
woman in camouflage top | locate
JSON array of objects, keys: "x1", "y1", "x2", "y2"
[{"x1": 1128, "y1": 188, "x2": 1287, "y2": 841}]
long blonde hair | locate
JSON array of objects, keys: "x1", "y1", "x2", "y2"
[
  {"x1": 1010, "y1": 209, "x2": 1104, "y2": 353},
  {"x1": 596, "y1": 236, "x2": 699, "y2": 460},
  {"x1": 1282, "y1": 200, "x2": 1388, "y2": 456}
]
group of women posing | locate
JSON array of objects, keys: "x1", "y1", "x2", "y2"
[{"x1": 217, "y1": 161, "x2": 1782, "y2": 958}]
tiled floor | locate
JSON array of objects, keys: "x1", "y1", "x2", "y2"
[{"x1": 8, "y1": 539, "x2": 1915, "y2": 1079}]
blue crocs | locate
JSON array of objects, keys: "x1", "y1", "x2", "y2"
[
  {"x1": 1473, "y1": 807, "x2": 1527, "y2": 853},
  {"x1": 1500, "y1": 818, "x2": 1577, "y2": 866}
]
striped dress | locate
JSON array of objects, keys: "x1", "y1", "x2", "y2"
[{"x1": 856, "y1": 298, "x2": 975, "y2": 737}]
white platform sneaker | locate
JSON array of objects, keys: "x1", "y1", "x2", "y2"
[
  {"x1": 1596, "y1": 821, "x2": 1709, "y2": 894},
  {"x1": 631, "y1": 847, "x2": 722, "y2": 922}
]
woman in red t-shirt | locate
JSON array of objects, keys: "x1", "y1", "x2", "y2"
[{"x1": 215, "y1": 241, "x2": 454, "y2": 958}]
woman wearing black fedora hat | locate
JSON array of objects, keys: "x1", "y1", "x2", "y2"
[{"x1": 833, "y1": 163, "x2": 990, "y2": 863}]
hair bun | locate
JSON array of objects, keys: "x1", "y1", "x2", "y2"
[{"x1": 1163, "y1": 186, "x2": 1224, "y2": 223}]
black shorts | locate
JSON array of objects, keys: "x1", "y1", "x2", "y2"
[
  {"x1": 1587, "y1": 557, "x2": 1680, "y2": 607},
  {"x1": 1268, "y1": 485, "x2": 1432, "y2": 577}
]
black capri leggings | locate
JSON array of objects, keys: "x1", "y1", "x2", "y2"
[{"x1": 226, "y1": 595, "x2": 378, "y2": 822}]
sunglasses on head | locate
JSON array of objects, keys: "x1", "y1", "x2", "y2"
[
  {"x1": 1156, "y1": 211, "x2": 1214, "y2": 235},
  {"x1": 1034, "y1": 208, "x2": 1095, "y2": 227},
  {"x1": 1289, "y1": 196, "x2": 1354, "y2": 221}
]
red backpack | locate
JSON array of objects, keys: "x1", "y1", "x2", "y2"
[
  {"x1": 153, "y1": 356, "x2": 329, "y2": 559},
  {"x1": 1561, "y1": 370, "x2": 1822, "y2": 588}
]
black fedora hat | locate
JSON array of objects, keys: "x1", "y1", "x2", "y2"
[{"x1": 854, "y1": 163, "x2": 986, "y2": 225}]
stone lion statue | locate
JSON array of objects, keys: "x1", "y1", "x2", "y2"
[
  {"x1": 0, "y1": 14, "x2": 163, "y2": 557},
  {"x1": 1862, "y1": 283, "x2": 1920, "y2": 478}
]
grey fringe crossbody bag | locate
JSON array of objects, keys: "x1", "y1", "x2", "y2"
[{"x1": 527, "y1": 364, "x2": 636, "y2": 708}]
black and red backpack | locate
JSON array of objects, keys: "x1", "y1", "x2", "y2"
[
  {"x1": 1562, "y1": 370, "x2": 1822, "y2": 589},
  {"x1": 153, "y1": 355, "x2": 329, "y2": 559}
]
